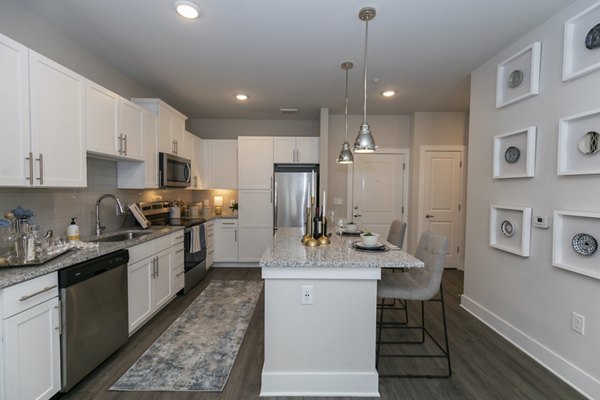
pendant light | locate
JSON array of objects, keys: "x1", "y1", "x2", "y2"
[
  {"x1": 337, "y1": 62, "x2": 354, "y2": 164},
  {"x1": 353, "y1": 7, "x2": 377, "y2": 153}
]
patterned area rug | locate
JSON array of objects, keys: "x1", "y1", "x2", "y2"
[{"x1": 110, "y1": 280, "x2": 263, "y2": 392}]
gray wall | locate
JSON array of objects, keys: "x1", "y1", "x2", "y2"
[
  {"x1": 463, "y1": 0, "x2": 600, "y2": 396},
  {"x1": 189, "y1": 118, "x2": 319, "y2": 139}
]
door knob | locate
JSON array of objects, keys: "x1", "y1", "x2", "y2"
[{"x1": 425, "y1": 214, "x2": 434, "y2": 219}]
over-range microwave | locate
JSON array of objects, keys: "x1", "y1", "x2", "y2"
[{"x1": 159, "y1": 152, "x2": 191, "y2": 188}]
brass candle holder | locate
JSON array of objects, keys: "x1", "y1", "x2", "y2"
[
  {"x1": 318, "y1": 216, "x2": 330, "y2": 245},
  {"x1": 301, "y1": 205, "x2": 312, "y2": 244},
  {"x1": 304, "y1": 196, "x2": 319, "y2": 247}
]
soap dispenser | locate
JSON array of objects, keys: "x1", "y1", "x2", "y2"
[{"x1": 67, "y1": 217, "x2": 80, "y2": 241}]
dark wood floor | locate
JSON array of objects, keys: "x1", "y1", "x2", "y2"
[{"x1": 55, "y1": 267, "x2": 584, "y2": 400}]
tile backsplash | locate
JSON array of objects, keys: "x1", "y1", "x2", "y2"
[{"x1": 0, "y1": 158, "x2": 192, "y2": 237}]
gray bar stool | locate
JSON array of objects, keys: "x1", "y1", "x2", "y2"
[
  {"x1": 376, "y1": 231, "x2": 451, "y2": 378},
  {"x1": 379, "y1": 220, "x2": 408, "y2": 322}
]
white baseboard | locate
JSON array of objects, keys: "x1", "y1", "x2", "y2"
[
  {"x1": 460, "y1": 295, "x2": 599, "y2": 400},
  {"x1": 260, "y1": 369, "x2": 379, "y2": 397}
]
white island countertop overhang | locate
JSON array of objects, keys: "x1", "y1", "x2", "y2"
[{"x1": 259, "y1": 228, "x2": 423, "y2": 398}]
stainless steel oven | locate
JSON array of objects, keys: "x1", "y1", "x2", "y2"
[
  {"x1": 183, "y1": 222, "x2": 207, "y2": 293},
  {"x1": 159, "y1": 152, "x2": 191, "y2": 188}
]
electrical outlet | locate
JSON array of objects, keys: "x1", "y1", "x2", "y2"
[
  {"x1": 333, "y1": 198, "x2": 343, "y2": 205},
  {"x1": 571, "y1": 312, "x2": 585, "y2": 335},
  {"x1": 301, "y1": 285, "x2": 313, "y2": 305}
]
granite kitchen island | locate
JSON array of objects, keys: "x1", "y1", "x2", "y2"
[{"x1": 259, "y1": 228, "x2": 423, "y2": 397}]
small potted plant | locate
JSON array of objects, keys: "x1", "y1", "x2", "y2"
[{"x1": 230, "y1": 201, "x2": 238, "y2": 216}]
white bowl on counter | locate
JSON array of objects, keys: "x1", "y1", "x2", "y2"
[
  {"x1": 360, "y1": 232, "x2": 380, "y2": 247},
  {"x1": 345, "y1": 222, "x2": 358, "y2": 233}
]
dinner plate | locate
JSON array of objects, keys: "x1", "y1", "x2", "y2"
[
  {"x1": 339, "y1": 230, "x2": 363, "y2": 236},
  {"x1": 354, "y1": 241, "x2": 387, "y2": 251}
]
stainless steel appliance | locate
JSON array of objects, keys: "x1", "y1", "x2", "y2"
[
  {"x1": 159, "y1": 152, "x2": 191, "y2": 188},
  {"x1": 274, "y1": 164, "x2": 318, "y2": 232},
  {"x1": 58, "y1": 249, "x2": 129, "y2": 392},
  {"x1": 139, "y1": 202, "x2": 207, "y2": 293}
]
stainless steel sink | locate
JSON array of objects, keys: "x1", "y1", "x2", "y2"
[{"x1": 92, "y1": 231, "x2": 151, "y2": 243}]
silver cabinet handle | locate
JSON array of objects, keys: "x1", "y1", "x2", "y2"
[
  {"x1": 123, "y1": 134, "x2": 128, "y2": 156},
  {"x1": 176, "y1": 248, "x2": 184, "y2": 253},
  {"x1": 36, "y1": 153, "x2": 44, "y2": 185},
  {"x1": 175, "y1": 235, "x2": 184, "y2": 240},
  {"x1": 207, "y1": 233, "x2": 213, "y2": 237},
  {"x1": 425, "y1": 214, "x2": 434, "y2": 219},
  {"x1": 19, "y1": 285, "x2": 57, "y2": 302},
  {"x1": 235, "y1": 229, "x2": 237, "y2": 242},
  {"x1": 26, "y1": 152, "x2": 33, "y2": 185},
  {"x1": 117, "y1": 134, "x2": 123, "y2": 155},
  {"x1": 155, "y1": 256, "x2": 159, "y2": 277},
  {"x1": 353, "y1": 213, "x2": 362, "y2": 218},
  {"x1": 176, "y1": 270, "x2": 184, "y2": 277},
  {"x1": 151, "y1": 257, "x2": 155, "y2": 278}
]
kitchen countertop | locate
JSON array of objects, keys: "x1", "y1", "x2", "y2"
[
  {"x1": 0, "y1": 226, "x2": 183, "y2": 289},
  {"x1": 259, "y1": 227, "x2": 424, "y2": 269}
]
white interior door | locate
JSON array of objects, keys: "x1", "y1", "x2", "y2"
[
  {"x1": 350, "y1": 153, "x2": 406, "y2": 239},
  {"x1": 419, "y1": 147, "x2": 463, "y2": 268}
]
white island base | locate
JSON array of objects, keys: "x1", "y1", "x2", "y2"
[{"x1": 260, "y1": 267, "x2": 381, "y2": 397}]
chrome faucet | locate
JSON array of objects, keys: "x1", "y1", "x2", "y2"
[{"x1": 95, "y1": 194, "x2": 126, "y2": 236}]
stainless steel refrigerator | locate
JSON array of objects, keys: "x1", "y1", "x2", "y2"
[{"x1": 273, "y1": 164, "x2": 319, "y2": 233}]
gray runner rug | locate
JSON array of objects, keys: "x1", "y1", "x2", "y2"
[{"x1": 110, "y1": 280, "x2": 263, "y2": 392}]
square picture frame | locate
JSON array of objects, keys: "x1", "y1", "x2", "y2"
[
  {"x1": 493, "y1": 126, "x2": 537, "y2": 179},
  {"x1": 496, "y1": 42, "x2": 541, "y2": 108},
  {"x1": 557, "y1": 107, "x2": 600, "y2": 175},
  {"x1": 489, "y1": 205, "x2": 532, "y2": 257},
  {"x1": 553, "y1": 210, "x2": 600, "y2": 279},
  {"x1": 563, "y1": 1, "x2": 600, "y2": 81}
]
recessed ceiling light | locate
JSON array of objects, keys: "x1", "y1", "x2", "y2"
[
  {"x1": 235, "y1": 94, "x2": 248, "y2": 101},
  {"x1": 175, "y1": 1, "x2": 200, "y2": 19},
  {"x1": 382, "y1": 90, "x2": 396, "y2": 97}
]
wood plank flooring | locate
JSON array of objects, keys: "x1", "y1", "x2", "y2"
[{"x1": 54, "y1": 268, "x2": 584, "y2": 400}]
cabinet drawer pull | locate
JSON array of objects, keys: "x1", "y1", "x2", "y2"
[
  {"x1": 223, "y1": 222, "x2": 235, "y2": 225},
  {"x1": 175, "y1": 235, "x2": 184, "y2": 240},
  {"x1": 19, "y1": 285, "x2": 57, "y2": 302},
  {"x1": 176, "y1": 248, "x2": 184, "y2": 253},
  {"x1": 207, "y1": 233, "x2": 213, "y2": 237},
  {"x1": 124, "y1": 134, "x2": 128, "y2": 155},
  {"x1": 176, "y1": 270, "x2": 184, "y2": 277}
]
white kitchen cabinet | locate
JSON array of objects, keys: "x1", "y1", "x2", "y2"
[
  {"x1": 202, "y1": 139, "x2": 238, "y2": 189},
  {"x1": 238, "y1": 190, "x2": 274, "y2": 261},
  {"x1": 118, "y1": 98, "x2": 144, "y2": 160},
  {"x1": 238, "y1": 136, "x2": 274, "y2": 189},
  {"x1": 171, "y1": 234, "x2": 185, "y2": 294},
  {"x1": 180, "y1": 130, "x2": 194, "y2": 161},
  {"x1": 127, "y1": 233, "x2": 180, "y2": 335},
  {"x1": 117, "y1": 109, "x2": 159, "y2": 188},
  {"x1": 189, "y1": 135, "x2": 203, "y2": 189},
  {"x1": 86, "y1": 80, "x2": 119, "y2": 157},
  {"x1": 214, "y1": 219, "x2": 238, "y2": 262},
  {"x1": 29, "y1": 50, "x2": 87, "y2": 187},
  {"x1": 0, "y1": 33, "x2": 31, "y2": 187},
  {"x1": 274, "y1": 136, "x2": 319, "y2": 164},
  {"x1": 132, "y1": 98, "x2": 187, "y2": 156},
  {"x1": 206, "y1": 220, "x2": 215, "y2": 268},
  {"x1": 1, "y1": 273, "x2": 61, "y2": 400}
]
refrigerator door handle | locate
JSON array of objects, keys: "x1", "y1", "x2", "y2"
[{"x1": 273, "y1": 179, "x2": 278, "y2": 230}]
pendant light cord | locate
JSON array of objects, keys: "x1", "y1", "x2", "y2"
[
  {"x1": 345, "y1": 67, "x2": 349, "y2": 141},
  {"x1": 363, "y1": 19, "x2": 369, "y2": 124}
]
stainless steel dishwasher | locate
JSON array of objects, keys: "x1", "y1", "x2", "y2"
[{"x1": 58, "y1": 249, "x2": 129, "y2": 392}]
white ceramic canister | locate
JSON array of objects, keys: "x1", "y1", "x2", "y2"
[{"x1": 170, "y1": 206, "x2": 181, "y2": 219}]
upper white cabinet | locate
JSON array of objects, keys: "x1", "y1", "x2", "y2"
[
  {"x1": 202, "y1": 139, "x2": 237, "y2": 189},
  {"x1": 189, "y1": 135, "x2": 202, "y2": 189},
  {"x1": 238, "y1": 137, "x2": 274, "y2": 189},
  {"x1": 29, "y1": 50, "x2": 86, "y2": 187},
  {"x1": 180, "y1": 130, "x2": 194, "y2": 161},
  {"x1": 118, "y1": 98, "x2": 144, "y2": 160},
  {"x1": 273, "y1": 136, "x2": 319, "y2": 164},
  {"x1": 0, "y1": 33, "x2": 30, "y2": 187},
  {"x1": 132, "y1": 98, "x2": 187, "y2": 157}
]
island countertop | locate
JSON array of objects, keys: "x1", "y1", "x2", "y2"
[{"x1": 259, "y1": 227, "x2": 423, "y2": 269}]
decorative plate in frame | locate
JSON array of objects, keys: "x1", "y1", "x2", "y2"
[
  {"x1": 553, "y1": 210, "x2": 600, "y2": 279},
  {"x1": 496, "y1": 42, "x2": 541, "y2": 108},
  {"x1": 493, "y1": 127, "x2": 537, "y2": 179},
  {"x1": 489, "y1": 205, "x2": 532, "y2": 257},
  {"x1": 557, "y1": 108, "x2": 600, "y2": 175},
  {"x1": 563, "y1": 2, "x2": 600, "y2": 81}
]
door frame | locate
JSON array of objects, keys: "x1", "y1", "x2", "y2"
[
  {"x1": 417, "y1": 145, "x2": 466, "y2": 269},
  {"x1": 346, "y1": 148, "x2": 410, "y2": 237}
]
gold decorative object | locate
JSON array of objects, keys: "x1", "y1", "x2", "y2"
[
  {"x1": 317, "y1": 235, "x2": 330, "y2": 245},
  {"x1": 303, "y1": 196, "x2": 320, "y2": 246}
]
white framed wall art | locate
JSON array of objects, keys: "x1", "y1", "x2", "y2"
[
  {"x1": 553, "y1": 210, "x2": 600, "y2": 279},
  {"x1": 496, "y1": 42, "x2": 541, "y2": 108},
  {"x1": 563, "y1": 1, "x2": 600, "y2": 81},
  {"x1": 492, "y1": 126, "x2": 537, "y2": 179},
  {"x1": 557, "y1": 107, "x2": 600, "y2": 175},
  {"x1": 489, "y1": 205, "x2": 532, "y2": 257}
]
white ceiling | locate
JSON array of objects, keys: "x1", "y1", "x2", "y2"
[{"x1": 18, "y1": 0, "x2": 574, "y2": 120}]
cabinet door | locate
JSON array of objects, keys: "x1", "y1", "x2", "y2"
[
  {"x1": 0, "y1": 33, "x2": 30, "y2": 187},
  {"x1": 29, "y1": 50, "x2": 86, "y2": 187},
  {"x1": 273, "y1": 137, "x2": 295, "y2": 163},
  {"x1": 238, "y1": 137, "x2": 273, "y2": 189},
  {"x1": 221, "y1": 224, "x2": 238, "y2": 261},
  {"x1": 157, "y1": 104, "x2": 173, "y2": 154},
  {"x1": 143, "y1": 111, "x2": 159, "y2": 188},
  {"x1": 190, "y1": 135, "x2": 202, "y2": 189},
  {"x1": 296, "y1": 137, "x2": 320, "y2": 163},
  {"x1": 86, "y1": 80, "x2": 119, "y2": 157},
  {"x1": 180, "y1": 131, "x2": 194, "y2": 162},
  {"x1": 119, "y1": 98, "x2": 144, "y2": 160},
  {"x1": 201, "y1": 139, "x2": 212, "y2": 188},
  {"x1": 210, "y1": 140, "x2": 238, "y2": 189},
  {"x1": 153, "y1": 248, "x2": 173, "y2": 310},
  {"x1": 127, "y1": 258, "x2": 153, "y2": 334},
  {"x1": 3, "y1": 297, "x2": 61, "y2": 400},
  {"x1": 238, "y1": 190, "x2": 274, "y2": 261},
  {"x1": 171, "y1": 115, "x2": 185, "y2": 156}
]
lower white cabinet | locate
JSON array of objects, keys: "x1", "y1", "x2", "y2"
[
  {"x1": 214, "y1": 219, "x2": 238, "y2": 262},
  {"x1": 127, "y1": 232, "x2": 182, "y2": 335},
  {"x1": 206, "y1": 220, "x2": 215, "y2": 268},
  {"x1": 0, "y1": 273, "x2": 61, "y2": 400},
  {"x1": 172, "y1": 234, "x2": 185, "y2": 294}
]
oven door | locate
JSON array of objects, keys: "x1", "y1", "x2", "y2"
[{"x1": 184, "y1": 224, "x2": 207, "y2": 272}]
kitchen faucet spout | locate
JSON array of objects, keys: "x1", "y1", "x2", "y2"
[{"x1": 95, "y1": 194, "x2": 126, "y2": 236}]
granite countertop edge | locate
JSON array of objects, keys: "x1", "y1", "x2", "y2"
[{"x1": 0, "y1": 226, "x2": 184, "y2": 289}]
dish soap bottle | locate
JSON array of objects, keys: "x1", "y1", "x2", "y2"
[{"x1": 67, "y1": 217, "x2": 80, "y2": 241}]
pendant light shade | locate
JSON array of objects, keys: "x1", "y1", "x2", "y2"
[
  {"x1": 354, "y1": 7, "x2": 377, "y2": 154},
  {"x1": 337, "y1": 62, "x2": 354, "y2": 164}
]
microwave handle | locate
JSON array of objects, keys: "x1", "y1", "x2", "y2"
[{"x1": 184, "y1": 163, "x2": 191, "y2": 183}]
